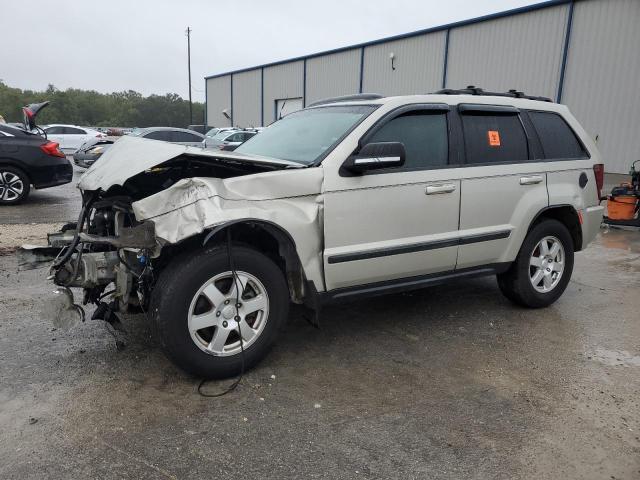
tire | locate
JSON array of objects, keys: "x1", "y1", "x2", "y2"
[
  {"x1": 150, "y1": 245, "x2": 289, "y2": 379},
  {"x1": 0, "y1": 166, "x2": 30, "y2": 205},
  {"x1": 497, "y1": 219, "x2": 574, "y2": 308}
]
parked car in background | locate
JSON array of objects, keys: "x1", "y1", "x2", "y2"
[
  {"x1": 129, "y1": 127, "x2": 205, "y2": 146},
  {"x1": 0, "y1": 124, "x2": 72, "y2": 204},
  {"x1": 203, "y1": 129, "x2": 258, "y2": 151},
  {"x1": 43, "y1": 124, "x2": 106, "y2": 153},
  {"x1": 204, "y1": 127, "x2": 236, "y2": 140},
  {"x1": 73, "y1": 138, "x2": 115, "y2": 168}
]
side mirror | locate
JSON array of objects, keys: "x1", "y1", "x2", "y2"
[{"x1": 342, "y1": 141, "x2": 405, "y2": 174}]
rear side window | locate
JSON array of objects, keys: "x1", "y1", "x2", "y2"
[
  {"x1": 64, "y1": 127, "x2": 85, "y2": 134},
  {"x1": 172, "y1": 131, "x2": 202, "y2": 142},
  {"x1": 367, "y1": 111, "x2": 448, "y2": 170},
  {"x1": 529, "y1": 111, "x2": 588, "y2": 159},
  {"x1": 461, "y1": 113, "x2": 528, "y2": 164},
  {"x1": 145, "y1": 131, "x2": 171, "y2": 141}
]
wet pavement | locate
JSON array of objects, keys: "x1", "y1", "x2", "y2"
[
  {"x1": 0, "y1": 161, "x2": 83, "y2": 225},
  {"x1": 0, "y1": 227, "x2": 638, "y2": 479}
]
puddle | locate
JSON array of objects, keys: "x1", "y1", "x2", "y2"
[{"x1": 589, "y1": 348, "x2": 640, "y2": 367}]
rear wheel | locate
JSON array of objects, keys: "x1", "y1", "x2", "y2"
[
  {"x1": 497, "y1": 219, "x2": 574, "y2": 308},
  {"x1": 151, "y1": 245, "x2": 289, "y2": 379},
  {"x1": 0, "y1": 167, "x2": 30, "y2": 205}
]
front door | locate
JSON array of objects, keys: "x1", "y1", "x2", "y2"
[{"x1": 322, "y1": 106, "x2": 461, "y2": 291}]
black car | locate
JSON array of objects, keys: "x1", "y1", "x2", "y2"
[
  {"x1": 0, "y1": 124, "x2": 73, "y2": 205},
  {"x1": 73, "y1": 137, "x2": 114, "y2": 168}
]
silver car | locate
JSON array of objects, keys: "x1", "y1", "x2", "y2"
[
  {"x1": 129, "y1": 127, "x2": 205, "y2": 146},
  {"x1": 34, "y1": 90, "x2": 605, "y2": 379},
  {"x1": 203, "y1": 129, "x2": 257, "y2": 150}
]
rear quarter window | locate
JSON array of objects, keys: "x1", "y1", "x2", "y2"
[
  {"x1": 528, "y1": 111, "x2": 588, "y2": 159},
  {"x1": 461, "y1": 112, "x2": 529, "y2": 164}
]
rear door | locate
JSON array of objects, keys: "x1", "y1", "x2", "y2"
[
  {"x1": 323, "y1": 105, "x2": 461, "y2": 290},
  {"x1": 61, "y1": 127, "x2": 89, "y2": 151},
  {"x1": 455, "y1": 105, "x2": 548, "y2": 270},
  {"x1": 44, "y1": 126, "x2": 65, "y2": 147}
]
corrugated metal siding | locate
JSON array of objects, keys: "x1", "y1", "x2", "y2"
[
  {"x1": 231, "y1": 69, "x2": 261, "y2": 127},
  {"x1": 305, "y1": 49, "x2": 361, "y2": 104},
  {"x1": 446, "y1": 4, "x2": 569, "y2": 99},
  {"x1": 263, "y1": 61, "x2": 304, "y2": 124},
  {"x1": 362, "y1": 32, "x2": 446, "y2": 96},
  {"x1": 206, "y1": 76, "x2": 231, "y2": 127},
  {"x1": 561, "y1": 0, "x2": 640, "y2": 174}
]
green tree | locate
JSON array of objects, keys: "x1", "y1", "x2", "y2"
[{"x1": 0, "y1": 81, "x2": 204, "y2": 128}]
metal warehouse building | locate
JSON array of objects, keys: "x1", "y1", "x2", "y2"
[{"x1": 205, "y1": 0, "x2": 640, "y2": 174}]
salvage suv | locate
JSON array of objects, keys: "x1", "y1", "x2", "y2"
[{"x1": 33, "y1": 88, "x2": 604, "y2": 378}]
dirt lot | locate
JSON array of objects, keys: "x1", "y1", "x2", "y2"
[{"x1": 0, "y1": 211, "x2": 639, "y2": 479}]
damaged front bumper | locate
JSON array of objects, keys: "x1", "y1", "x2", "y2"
[{"x1": 18, "y1": 204, "x2": 159, "y2": 330}]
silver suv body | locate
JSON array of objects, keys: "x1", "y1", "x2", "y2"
[{"x1": 37, "y1": 92, "x2": 604, "y2": 378}]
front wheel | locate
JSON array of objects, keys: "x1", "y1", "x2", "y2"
[
  {"x1": 151, "y1": 245, "x2": 290, "y2": 378},
  {"x1": 497, "y1": 219, "x2": 574, "y2": 308}
]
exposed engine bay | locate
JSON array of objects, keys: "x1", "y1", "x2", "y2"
[{"x1": 23, "y1": 135, "x2": 323, "y2": 329}]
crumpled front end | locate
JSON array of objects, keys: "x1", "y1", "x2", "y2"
[
  {"x1": 21, "y1": 138, "x2": 325, "y2": 330},
  {"x1": 132, "y1": 168, "x2": 325, "y2": 288}
]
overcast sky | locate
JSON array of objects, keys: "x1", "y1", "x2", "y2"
[{"x1": 1, "y1": 0, "x2": 537, "y2": 102}]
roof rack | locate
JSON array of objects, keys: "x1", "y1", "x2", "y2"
[
  {"x1": 434, "y1": 85, "x2": 553, "y2": 102},
  {"x1": 306, "y1": 93, "x2": 384, "y2": 108}
]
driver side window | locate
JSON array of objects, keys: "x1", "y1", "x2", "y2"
[{"x1": 367, "y1": 111, "x2": 448, "y2": 170}]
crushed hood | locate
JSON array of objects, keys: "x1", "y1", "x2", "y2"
[{"x1": 78, "y1": 135, "x2": 302, "y2": 191}]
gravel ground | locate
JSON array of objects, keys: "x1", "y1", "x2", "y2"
[
  {"x1": 0, "y1": 228, "x2": 638, "y2": 479},
  {"x1": 0, "y1": 223, "x2": 64, "y2": 252}
]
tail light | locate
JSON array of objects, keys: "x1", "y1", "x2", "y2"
[
  {"x1": 40, "y1": 141, "x2": 65, "y2": 158},
  {"x1": 593, "y1": 163, "x2": 604, "y2": 201}
]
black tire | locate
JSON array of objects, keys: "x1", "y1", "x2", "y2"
[
  {"x1": 0, "y1": 166, "x2": 30, "y2": 205},
  {"x1": 497, "y1": 219, "x2": 574, "y2": 308},
  {"x1": 150, "y1": 245, "x2": 289, "y2": 379}
]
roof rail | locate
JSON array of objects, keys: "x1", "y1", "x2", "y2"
[
  {"x1": 306, "y1": 93, "x2": 384, "y2": 108},
  {"x1": 434, "y1": 85, "x2": 553, "y2": 102}
]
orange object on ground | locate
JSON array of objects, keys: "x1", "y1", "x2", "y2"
[{"x1": 607, "y1": 195, "x2": 638, "y2": 220}]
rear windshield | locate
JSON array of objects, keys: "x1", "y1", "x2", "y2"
[{"x1": 235, "y1": 105, "x2": 376, "y2": 165}]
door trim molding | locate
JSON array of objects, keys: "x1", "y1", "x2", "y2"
[
  {"x1": 320, "y1": 263, "x2": 511, "y2": 303},
  {"x1": 327, "y1": 229, "x2": 511, "y2": 264}
]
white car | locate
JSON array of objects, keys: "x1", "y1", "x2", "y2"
[
  {"x1": 37, "y1": 89, "x2": 605, "y2": 379},
  {"x1": 43, "y1": 124, "x2": 106, "y2": 153}
]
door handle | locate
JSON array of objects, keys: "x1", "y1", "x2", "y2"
[
  {"x1": 520, "y1": 175, "x2": 543, "y2": 185},
  {"x1": 425, "y1": 183, "x2": 457, "y2": 195}
]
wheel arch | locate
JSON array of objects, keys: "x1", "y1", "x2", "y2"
[
  {"x1": 528, "y1": 205, "x2": 582, "y2": 252},
  {"x1": 201, "y1": 219, "x2": 308, "y2": 304},
  {"x1": 0, "y1": 161, "x2": 31, "y2": 183}
]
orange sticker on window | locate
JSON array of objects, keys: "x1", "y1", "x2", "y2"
[{"x1": 488, "y1": 130, "x2": 501, "y2": 147}]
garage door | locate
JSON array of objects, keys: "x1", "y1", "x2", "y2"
[{"x1": 275, "y1": 97, "x2": 303, "y2": 120}]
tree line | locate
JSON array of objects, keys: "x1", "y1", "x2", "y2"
[{"x1": 0, "y1": 81, "x2": 205, "y2": 128}]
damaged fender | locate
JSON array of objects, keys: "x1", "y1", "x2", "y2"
[{"x1": 132, "y1": 167, "x2": 326, "y2": 291}]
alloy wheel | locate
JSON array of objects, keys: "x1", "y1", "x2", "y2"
[
  {"x1": 529, "y1": 235, "x2": 565, "y2": 293},
  {"x1": 0, "y1": 171, "x2": 25, "y2": 202},
  {"x1": 187, "y1": 271, "x2": 269, "y2": 356}
]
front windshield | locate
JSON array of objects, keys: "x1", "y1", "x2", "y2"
[
  {"x1": 235, "y1": 105, "x2": 376, "y2": 165},
  {"x1": 205, "y1": 128, "x2": 220, "y2": 138}
]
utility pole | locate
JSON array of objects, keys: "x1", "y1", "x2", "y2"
[{"x1": 186, "y1": 27, "x2": 193, "y2": 125}]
